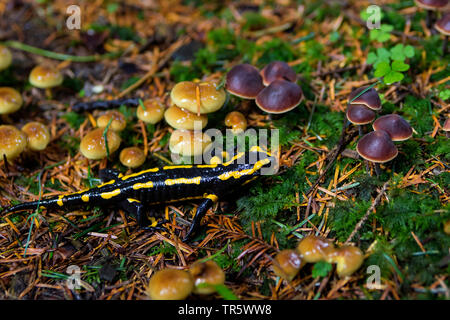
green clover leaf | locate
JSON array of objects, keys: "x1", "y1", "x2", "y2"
[
  {"x1": 374, "y1": 61, "x2": 391, "y2": 77},
  {"x1": 392, "y1": 60, "x2": 410, "y2": 72},
  {"x1": 383, "y1": 71, "x2": 404, "y2": 84}
]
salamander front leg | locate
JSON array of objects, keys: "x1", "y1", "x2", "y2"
[
  {"x1": 183, "y1": 194, "x2": 218, "y2": 242},
  {"x1": 119, "y1": 198, "x2": 167, "y2": 232},
  {"x1": 99, "y1": 168, "x2": 122, "y2": 181}
]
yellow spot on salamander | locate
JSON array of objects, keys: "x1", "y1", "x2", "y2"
[
  {"x1": 204, "y1": 194, "x2": 219, "y2": 202},
  {"x1": 57, "y1": 195, "x2": 64, "y2": 206},
  {"x1": 132, "y1": 181, "x2": 154, "y2": 190},
  {"x1": 121, "y1": 168, "x2": 159, "y2": 180},
  {"x1": 96, "y1": 180, "x2": 115, "y2": 188},
  {"x1": 250, "y1": 145, "x2": 271, "y2": 156},
  {"x1": 127, "y1": 198, "x2": 141, "y2": 203},
  {"x1": 81, "y1": 194, "x2": 89, "y2": 202},
  {"x1": 165, "y1": 177, "x2": 201, "y2": 186},
  {"x1": 218, "y1": 159, "x2": 270, "y2": 180},
  {"x1": 163, "y1": 165, "x2": 193, "y2": 169},
  {"x1": 197, "y1": 164, "x2": 218, "y2": 168},
  {"x1": 100, "y1": 189, "x2": 121, "y2": 199}
]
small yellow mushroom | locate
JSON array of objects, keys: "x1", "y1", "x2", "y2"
[
  {"x1": 146, "y1": 269, "x2": 194, "y2": 300},
  {"x1": 225, "y1": 111, "x2": 247, "y2": 134},
  {"x1": 97, "y1": 110, "x2": 127, "y2": 132},
  {"x1": 170, "y1": 81, "x2": 226, "y2": 114},
  {"x1": 29, "y1": 65, "x2": 63, "y2": 89},
  {"x1": 444, "y1": 220, "x2": 450, "y2": 235},
  {"x1": 80, "y1": 128, "x2": 121, "y2": 160},
  {"x1": 21, "y1": 122, "x2": 50, "y2": 151},
  {"x1": 329, "y1": 245, "x2": 364, "y2": 278},
  {"x1": 296, "y1": 235, "x2": 336, "y2": 263},
  {"x1": 119, "y1": 147, "x2": 146, "y2": 168},
  {"x1": 272, "y1": 249, "x2": 303, "y2": 281},
  {"x1": 0, "y1": 125, "x2": 27, "y2": 161},
  {"x1": 136, "y1": 99, "x2": 165, "y2": 124},
  {"x1": 0, "y1": 46, "x2": 12, "y2": 71},
  {"x1": 189, "y1": 260, "x2": 225, "y2": 295},
  {"x1": 0, "y1": 87, "x2": 23, "y2": 114},
  {"x1": 169, "y1": 129, "x2": 212, "y2": 157},
  {"x1": 164, "y1": 105, "x2": 208, "y2": 130}
]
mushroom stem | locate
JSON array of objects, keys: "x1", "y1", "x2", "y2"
[
  {"x1": 72, "y1": 98, "x2": 140, "y2": 112},
  {"x1": 45, "y1": 88, "x2": 52, "y2": 100},
  {"x1": 358, "y1": 125, "x2": 363, "y2": 137},
  {"x1": 374, "y1": 163, "x2": 382, "y2": 177},
  {"x1": 426, "y1": 10, "x2": 432, "y2": 29}
]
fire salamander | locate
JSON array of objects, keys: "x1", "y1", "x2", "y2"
[{"x1": 2, "y1": 146, "x2": 276, "y2": 241}]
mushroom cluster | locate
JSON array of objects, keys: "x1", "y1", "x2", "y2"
[
  {"x1": 271, "y1": 235, "x2": 365, "y2": 281},
  {"x1": 415, "y1": 0, "x2": 449, "y2": 28},
  {"x1": 346, "y1": 86, "x2": 381, "y2": 136},
  {"x1": 225, "y1": 61, "x2": 303, "y2": 115},
  {"x1": 166, "y1": 80, "x2": 226, "y2": 158},
  {"x1": 0, "y1": 122, "x2": 51, "y2": 162},
  {"x1": 146, "y1": 259, "x2": 225, "y2": 300}
]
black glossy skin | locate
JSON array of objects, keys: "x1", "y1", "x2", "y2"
[{"x1": 2, "y1": 149, "x2": 275, "y2": 240}]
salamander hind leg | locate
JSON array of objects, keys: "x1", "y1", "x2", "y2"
[
  {"x1": 183, "y1": 194, "x2": 218, "y2": 242},
  {"x1": 119, "y1": 198, "x2": 167, "y2": 232}
]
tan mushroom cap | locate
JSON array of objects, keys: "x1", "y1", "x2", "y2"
[
  {"x1": 357, "y1": 130, "x2": 398, "y2": 163},
  {"x1": 415, "y1": 0, "x2": 449, "y2": 10},
  {"x1": 0, "y1": 125, "x2": 27, "y2": 161},
  {"x1": 346, "y1": 104, "x2": 376, "y2": 125},
  {"x1": 443, "y1": 118, "x2": 450, "y2": 131},
  {"x1": 348, "y1": 86, "x2": 381, "y2": 111},
  {"x1": 444, "y1": 220, "x2": 450, "y2": 235},
  {"x1": 119, "y1": 147, "x2": 146, "y2": 168},
  {"x1": 372, "y1": 114, "x2": 413, "y2": 141},
  {"x1": 170, "y1": 81, "x2": 226, "y2": 114},
  {"x1": 328, "y1": 246, "x2": 364, "y2": 278},
  {"x1": 225, "y1": 64, "x2": 265, "y2": 99},
  {"x1": 272, "y1": 249, "x2": 303, "y2": 281},
  {"x1": 146, "y1": 269, "x2": 194, "y2": 300},
  {"x1": 80, "y1": 128, "x2": 121, "y2": 160},
  {"x1": 0, "y1": 46, "x2": 12, "y2": 71},
  {"x1": 225, "y1": 111, "x2": 247, "y2": 134},
  {"x1": 136, "y1": 99, "x2": 165, "y2": 124},
  {"x1": 164, "y1": 105, "x2": 208, "y2": 130},
  {"x1": 255, "y1": 79, "x2": 303, "y2": 114},
  {"x1": 169, "y1": 129, "x2": 212, "y2": 157},
  {"x1": 0, "y1": 87, "x2": 23, "y2": 114},
  {"x1": 260, "y1": 61, "x2": 297, "y2": 86},
  {"x1": 435, "y1": 13, "x2": 450, "y2": 36},
  {"x1": 29, "y1": 65, "x2": 63, "y2": 89},
  {"x1": 21, "y1": 122, "x2": 50, "y2": 151},
  {"x1": 189, "y1": 260, "x2": 225, "y2": 295},
  {"x1": 296, "y1": 235, "x2": 336, "y2": 263},
  {"x1": 97, "y1": 110, "x2": 127, "y2": 132}
]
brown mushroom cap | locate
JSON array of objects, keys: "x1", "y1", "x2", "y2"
[
  {"x1": 189, "y1": 260, "x2": 225, "y2": 295},
  {"x1": 444, "y1": 220, "x2": 450, "y2": 235},
  {"x1": 255, "y1": 79, "x2": 303, "y2": 114},
  {"x1": 296, "y1": 235, "x2": 336, "y2": 263},
  {"x1": 29, "y1": 65, "x2": 63, "y2": 89},
  {"x1": 260, "y1": 61, "x2": 297, "y2": 86},
  {"x1": 225, "y1": 64, "x2": 265, "y2": 99},
  {"x1": 357, "y1": 130, "x2": 398, "y2": 163},
  {"x1": 435, "y1": 13, "x2": 450, "y2": 36},
  {"x1": 170, "y1": 81, "x2": 226, "y2": 114},
  {"x1": 0, "y1": 87, "x2": 23, "y2": 114},
  {"x1": 169, "y1": 129, "x2": 212, "y2": 157},
  {"x1": 415, "y1": 0, "x2": 449, "y2": 10},
  {"x1": 272, "y1": 249, "x2": 303, "y2": 281},
  {"x1": 346, "y1": 104, "x2": 376, "y2": 125},
  {"x1": 119, "y1": 147, "x2": 146, "y2": 168},
  {"x1": 443, "y1": 118, "x2": 450, "y2": 131},
  {"x1": 164, "y1": 105, "x2": 208, "y2": 130},
  {"x1": 136, "y1": 99, "x2": 165, "y2": 124},
  {"x1": 80, "y1": 128, "x2": 121, "y2": 160},
  {"x1": 0, "y1": 46, "x2": 12, "y2": 71},
  {"x1": 0, "y1": 125, "x2": 27, "y2": 161},
  {"x1": 329, "y1": 246, "x2": 364, "y2": 278},
  {"x1": 21, "y1": 122, "x2": 51, "y2": 151},
  {"x1": 146, "y1": 269, "x2": 194, "y2": 300},
  {"x1": 348, "y1": 86, "x2": 381, "y2": 111},
  {"x1": 97, "y1": 111, "x2": 127, "y2": 132},
  {"x1": 372, "y1": 114, "x2": 413, "y2": 141},
  {"x1": 225, "y1": 111, "x2": 247, "y2": 134}
]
